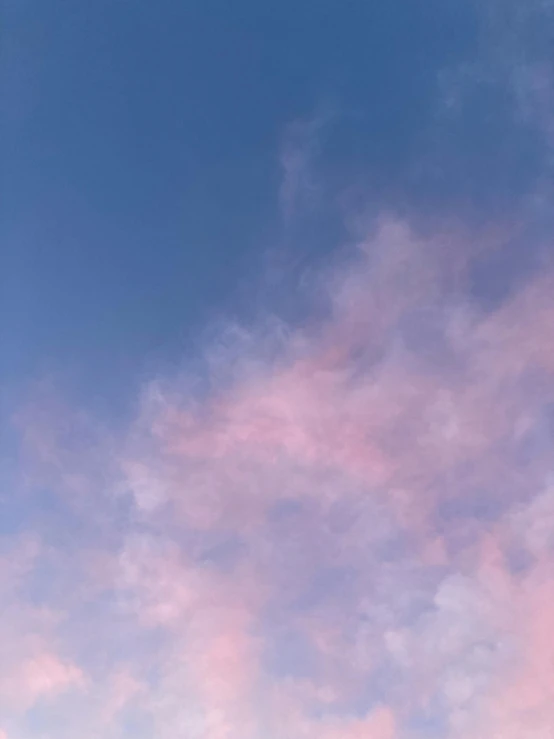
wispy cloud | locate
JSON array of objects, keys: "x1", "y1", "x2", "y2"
[{"x1": 279, "y1": 110, "x2": 333, "y2": 224}]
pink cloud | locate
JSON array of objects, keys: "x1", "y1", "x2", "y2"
[
  {"x1": 318, "y1": 707, "x2": 396, "y2": 739},
  {"x1": 99, "y1": 668, "x2": 146, "y2": 724},
  {"x1": 17, "y1": 652, "x2": 84, "y2": 702},
  {"x1": 9, "y1": 217, "x2": 554, "y2": 737}
]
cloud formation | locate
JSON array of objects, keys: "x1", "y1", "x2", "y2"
[{"x1": 6, "y1": 205, "x2": 554, "y2": 738}]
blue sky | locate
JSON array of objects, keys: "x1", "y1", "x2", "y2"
[
  {"x1": 3, "y1": 2, "x2": 554, "y2": 738},
  {"x1": 3, "y1": 0, "x2": 483, "y2": 408}
]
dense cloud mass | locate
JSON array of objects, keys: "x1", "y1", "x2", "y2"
[{"x1": 5, "y1": 213, "x2": 554, "y2": 738}]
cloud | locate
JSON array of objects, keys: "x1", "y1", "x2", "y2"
[
  {"x1": 433, "y1": 0, "x2": 554, "y2": 204},
  {"x1": 6, "y1": 204, "x2": 554, "y2": 738},
  {"x1": 279, "y1": 110, "x2": 333, "y2": 224}
]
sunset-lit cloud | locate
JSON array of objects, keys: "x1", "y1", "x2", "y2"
[{"x1": 6, "y1": 206, "x2": 554, "y2": 738}]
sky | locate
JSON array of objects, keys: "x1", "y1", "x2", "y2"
[{"x1": 2, "y1": 1, "x2": 554, "y2": 737}]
